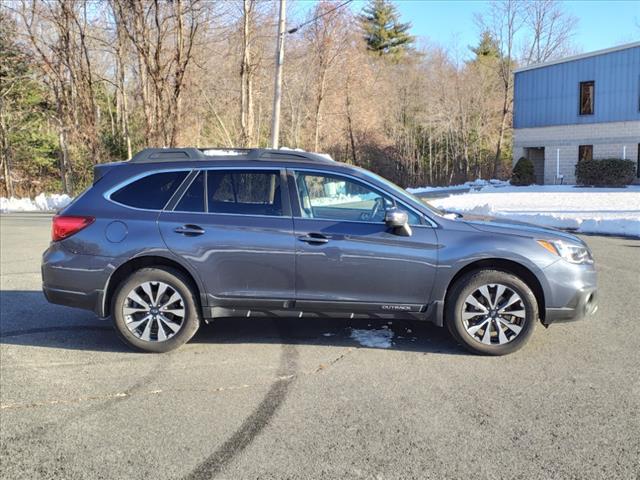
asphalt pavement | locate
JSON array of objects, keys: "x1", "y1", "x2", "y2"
[{"x1": 1, "y1": 213, "x2": 639, "y2": 479}]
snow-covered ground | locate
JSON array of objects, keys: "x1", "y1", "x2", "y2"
[
  {"x1": 423, "y1": 183, "x2": 640, "y2": 237},
  {"x1": 0, "y1": 194, "x2": 72, "y2": 213},
  {"x1": 407, "y1": 178, "x2": 509, "y2": 194}
]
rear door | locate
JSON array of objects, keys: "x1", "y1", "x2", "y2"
[
  {"x1": 289, "y1": 169, "x2": 438, "y2": 312},
  {"x1": 158, "y1": 168, "x2": 296, "y2": 308}
]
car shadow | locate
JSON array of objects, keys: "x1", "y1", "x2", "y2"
[{"x1": 0, "y1": 290, "x2": 464, "y2": 356}]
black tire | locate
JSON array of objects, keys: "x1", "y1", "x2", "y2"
[
  {"x1": 445, "y1": 269, "x2": 537, "y2": 356},
  {"x1": 112, "y1": 267, "x2": 200, "y2": 353}
]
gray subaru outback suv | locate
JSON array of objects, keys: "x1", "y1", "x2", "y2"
[{"x1": 42, "y1": 148, "x2": 598, "y2": 355}]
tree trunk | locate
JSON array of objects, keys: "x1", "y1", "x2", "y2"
[
  {"x1": 240, "y1": 0, "x2": 251, "y2": 146},
  {"x1": 58, "y1": 126, "x2": 72, "y2": 194},
  {"x1": 313, "y1": 70, "x2": 327, "y2": 152},
  {"x1": 493, "y1": 90, "x2": 509, "y2": 178},
  {"x1": 344, "y1": 73, "x2": 357, "y2": 164},
  {"x1": 0, "y1": 113, "x2": 14, "y2": 197}
]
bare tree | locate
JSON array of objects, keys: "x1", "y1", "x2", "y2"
[
  {"x1": 522, "y1": 0, "x2": 578, "y2": 65},
  {"x1": 477, "y1": 0, "x2": 524, "y2": 178},
  {"x1": 305, "y1": 1, "x2": 349, "y2": 151},
  {"x1": 239, "y1": 0, "x2": 257, "y2": 146},
  {"x1": 114, "y1": 0, "x2": 203, "y2": 147}
]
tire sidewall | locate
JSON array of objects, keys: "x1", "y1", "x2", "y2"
[
  {"x1": 446, "y1": 270, "x2": 537, "y2": 356},
  {"x1": 112, "y1": 267, "x2": 200, "y2": 353}
]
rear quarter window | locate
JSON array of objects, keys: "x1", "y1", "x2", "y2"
[{"x1": 110, "y1": 171, "x2": 188, "y2": 210}]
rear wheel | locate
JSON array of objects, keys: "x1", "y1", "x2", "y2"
[
  {"x1": 446, "y1": 270, "x2": 537, "y2": 356},
  {"x1": 112, "y1": 267, "x2": 200, "y2": 353}
]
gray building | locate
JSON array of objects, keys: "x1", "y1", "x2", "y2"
[{"x1": 513, "y1": 42, "x2": 640, "y2": 184}]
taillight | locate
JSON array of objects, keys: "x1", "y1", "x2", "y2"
[{"x1": 52, "y1": 215, "x2": 95, "y2": 241}]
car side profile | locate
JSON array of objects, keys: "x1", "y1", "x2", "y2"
[{"x1": 42, "y1": 148, "x2": 598, "y2": 355}]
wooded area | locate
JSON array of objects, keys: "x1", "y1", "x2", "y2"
[{"x1": 0, "y1": 0, "x2": 577, "y2": 196}]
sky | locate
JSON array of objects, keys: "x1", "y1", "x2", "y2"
[{"x1": 294, "y1": 0, "x2": 640, "y2": 60}]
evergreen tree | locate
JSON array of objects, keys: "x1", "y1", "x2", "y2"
[
  {"x1": 0, "y1": 11, "x2": 58, "y2": 196},
  {"x1": 470, "y1": 31, "x2": 500, "y2": 60},
  {"x1": 359, "y1": 0, "x2": 414, "y2": 57}
]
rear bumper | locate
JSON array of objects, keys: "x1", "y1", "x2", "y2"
[
  {"x1": 41, "y1": 242, "x2": 112, "y2": 317},
  {"x1": 42, "y1": 285, "x2": 105, "y2": 316}
]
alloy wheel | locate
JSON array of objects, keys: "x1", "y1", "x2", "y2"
[
  {"x1": 122, "y1": 281, "x2": 186, "y2": 342},
  {"x1": 462, "y1": 283, "x2": 526, "y2": 345}
]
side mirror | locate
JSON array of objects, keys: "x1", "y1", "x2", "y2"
[{"x1": 385, "y1": 208, "x2": 412, "y2": 236}]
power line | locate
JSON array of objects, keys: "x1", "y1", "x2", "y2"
[{"x1": 287, "y1": 0, "x2": 354, "y2": 34}]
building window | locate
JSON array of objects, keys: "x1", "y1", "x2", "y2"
[
  {"x1": 578, "y1": 145, "x2": 593, "y2": 162},
  {"x1": 579, "y1": 81, "x2": 594, "y2": 115},
  {"x1": 637, "y1": 144, "x2": 640, "y2": 178}
]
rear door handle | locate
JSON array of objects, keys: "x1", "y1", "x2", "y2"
[
  {"x1": 297, "y1": 233, "x2": 329, "y2": 244},
  {"x1": 174, "y1": 224, "x2": 205, "y2": 236}
]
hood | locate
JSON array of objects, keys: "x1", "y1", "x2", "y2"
[{"x1": 459, "y1": 213, "x2": 583, "y2": 244}]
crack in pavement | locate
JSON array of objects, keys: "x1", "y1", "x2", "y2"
[{"x1": 1, "y1": 346, "x2": 355, "y2": 411}]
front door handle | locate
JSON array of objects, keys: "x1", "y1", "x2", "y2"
[
  {"x1": 174, "y1": 224, "x2": 205, "y2": 236},
  {"x1": 298, "y1": 233, "x2": 329, "y2": 244}
]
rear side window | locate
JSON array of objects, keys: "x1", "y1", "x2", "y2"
[
  {"x1": 111, "y1": 171, "x2": 188, "y2": 210},
  {"x1": 175, "y1": 172, "x2": 205, "y2": 212},
  {"x1": 208, "y1": 170, "x2": 282, "y2": 216}
]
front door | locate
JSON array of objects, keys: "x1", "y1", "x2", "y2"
[
  {"x1": 290, "y1": 169, "x2": 438, "y2": 312},
  {"x1": 158, "y1": 168, "x2": 295, "y2": 307},
  {"x1": 525, "y1": 147, "x2": 545, "y2": 184}
]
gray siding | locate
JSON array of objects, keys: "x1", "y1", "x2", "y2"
[{"x1": 514, "y1": 45, "x2": 640, "y2": 129}]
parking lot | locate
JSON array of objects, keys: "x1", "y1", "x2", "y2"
[{"x1": 1, "y1": 213, "x2": 639, "y2": 479}]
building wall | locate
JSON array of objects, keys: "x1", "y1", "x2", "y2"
[
  {"x1": 513, "y1": 44, "x2": 640, "y2": 129},
  {"x1": 513, "y1": 120, "x2": 640, "y2": 184}
]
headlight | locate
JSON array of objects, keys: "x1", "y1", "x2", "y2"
[{"x1": 537, "y1": 239, "x2": 594, "y2": 264}]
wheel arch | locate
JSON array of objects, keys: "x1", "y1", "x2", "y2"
[
  {"x1": 102, "y1": 254, "x2": 204, "y2": 318},
  {"x1": 443, "y1": 258, "x2": 546, "y2": 324}
]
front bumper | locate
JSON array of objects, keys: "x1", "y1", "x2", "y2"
[
  {"x1": 542, "y1": 258, "x2": 598, "y2": 325},
  {"x1": 544, "y1": 288, "x2": 598, "y2": 324}
]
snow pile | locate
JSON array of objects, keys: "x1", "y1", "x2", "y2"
[
  {"x1": 350, "y1": 328, "x2": 394, "y2": 348},
  {"x1": 0, "y1": 193, "x2": 72, "y2": 213},
  {"x1": 311, "y1": 192, "x2": 378, "y2": 207},
  {"x1": 407, "y1": 179, "x2": 509, "y2": 195},
  {"x1": 427, "y1": 185, "x2": 640, "y2": 237}
]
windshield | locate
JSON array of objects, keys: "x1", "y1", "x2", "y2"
[{"x1": 355, "y1": 167, "x2": 446, "y2": 216}]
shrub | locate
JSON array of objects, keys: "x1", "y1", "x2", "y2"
[
  {"x1": 511, "y1": 157, "x2": 535, "y2": 186},
  {"x1": 575, "y1": 158, "x2": 636, "y2": 187}
]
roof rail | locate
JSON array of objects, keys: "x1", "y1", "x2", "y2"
[
  {"x1": 128, "y1": 147, "x2": 335, "y2": 164},
  {"x1": 129, "y1": 148, "x2": 206, "y2": 163}
]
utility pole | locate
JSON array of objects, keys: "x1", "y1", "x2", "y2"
[{"x1": 270, "y1": 0, "x2": 286, "y2": 149}]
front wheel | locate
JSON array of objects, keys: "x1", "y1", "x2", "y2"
[
  {"x1": 112, "y1": 267, "x2": 201, "y2": 353},
  {"x1": 446, "y1": 270, "x2": 537, "y2": 356}
]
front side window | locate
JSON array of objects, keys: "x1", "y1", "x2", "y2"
[
  {"x1": 207, "y1": 170, "x2": 282, "y2": 216},
  {"x1": 579, "y1": 81, "x2": 594, "y2": 115},
  {"x1": 111, "y1": 171, "x2": 188, "y2": 210},
  {"x1": 294, "y1": 172, "x2": 420, "y2": 224},
  {"x1": 578, "y1": 145, "x2": 593, "y2": 162}
]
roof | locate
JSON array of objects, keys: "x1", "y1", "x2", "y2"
[
  {"x1": 128, "y1": 147, "x2": 335, "y2": 165},
  {"x1": 514, "y1": 41, "x2": 640, "y2": 73}
]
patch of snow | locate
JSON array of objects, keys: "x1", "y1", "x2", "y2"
[
  {"x1": 1, "y1": 193, "x2": 72, "y2": 213},
  {"x1": 350, "y1": 328, "x2": 394, "y2": 349},
  {"x1": 427, "y1": 185, "x2": 640, "y2": 237},
  {"x1": 310, "y1": 192, "x2": 378, "y2": 207},
  {"x1": 202, "y1": 149, "x2": 245, "y2": 156},
  {"x1": 407, "y1": 179, "x2": 509, "y2": 195}
]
